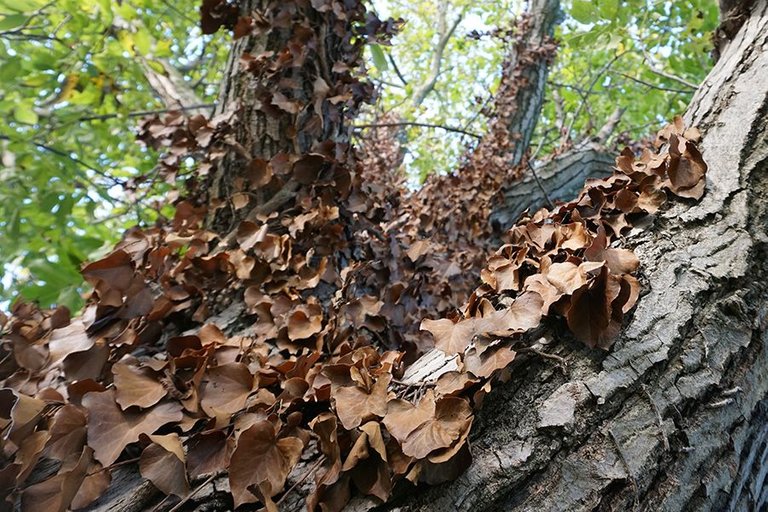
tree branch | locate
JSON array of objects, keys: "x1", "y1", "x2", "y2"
[
  {"x1": 609, "y1": 70, "x2": 693, "y2": 94},
  {"x1": 139, "y1": 57, "x2": 208, "y2": 115},
  {"x1": 561, "y1": 50, "x2": 628, "y2": 147},
  {"x1": 387, "y1": 51, "x2": 409, "y2": 86},
  {"x1": 592, "y1": 106, "x2": 625, "y2": 145},
  {"x1": 411, "y1": 2, "x2": 463, "y2": 107},
  {"x1": 354, "y1": 121, "x2": 481, "y2": 139},
  {"x1": 77, "y1": 104, "x2": 217, "y2": 123},
  {"x1": 642, "y1": 52, "x2": 699, "y2": 89}
]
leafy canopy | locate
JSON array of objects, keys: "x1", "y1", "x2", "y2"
[{"x1": 0, "y1": 0, "x2": 226, "y2": 309}]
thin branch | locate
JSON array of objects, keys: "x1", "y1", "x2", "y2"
[
  {"x1": 159, "y1": 0, "x2": 198, "y2": 27},
  {"x1": 561, "y1": 51, "x2": 628, "y2": 147},
  {"x1": 77, "y1": 103, "x2": 216, "y2": 122},
  {"x1": 526, "y1": 160, "x2": 554, "y2": 209},
  {"x1": 642, "y1": 52, "x2": 698, "y2": 89},
  {"x1": 387, "y1": 51, "x2": 409, "y2": 86},
  {"x1": 609, "y1": 70, "x2": 692, "y2": 94},
  {"x1": 33, "y1": 142, "x2": 124, "y2": 185},
  {"x1": 276, "y1": 456, "x2": 326, "y2": 506},
  {"x1": 0, "y1": 135, "x2": 125, "y2": 186},
  {"x1": 373, "y1": 77, "x2": 405, "y2": 89},
  {"x1": 411, "y1": 2, "x2": 464, "y2": 106},
  {"x1": 165, "y1": 472, "x2": 221, "y2": 512},
  {"x1": 552, "y1": 89, "x2": 565, "y2": 133},
  {"x1": 354, "y1": 121, "x2": 481, "y2": 139},
  {"x1": 139, "y1": 56, "x2": 206, "y2": 112},
  {"x1": 592, "y1": 107, "x2": 625, "y2": 145},
  {"x1": 460, "y1": 92, "x2": 493, "y2": 133}
]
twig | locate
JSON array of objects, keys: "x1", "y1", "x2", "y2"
[
  {"x1": 641, "y1": 384, "x2": 670, "y2": 451},
  {"x1": 461, "y1": 92, "x2": 494, "y2": 134},
  {"x1": 642, "y1": 52, "x2": 698, "y2": 89},
  {"x1": 561, "y1": 51, "x2": 628, "y2": 146},
  {"x1": 355, "y1": 122, "x2": 481, "y2": 139},
  {"x1": 87, "y1": 456, "x2": 141, "y2": 476},
  {"x1": 609, "y1": 70, "x2": 692, "y2": 94},
  {"x1": 276, "y1": 456, "x2": 326, "y2": 506},
  {"x1": 387, "y1": 51, "x2": 409, "y2": 86},
  {"x1": 78, "y1": 103, "x2": 216, "y2": 122},
  {"x1": 35, "y1": 142, "x2": 123, "y2": 183},
  {"x1": 517, "y1": 345, "x2": 566, "y2": 372},
  {"x1": 607, "y1": 429, "x2": 639, "y2": 511},
  {"x1": 526, "y1": 160, "x2": 554, "y2": 209},
  {"x1": 165, "y1": 472, "x2": 220, "y2": 512}
]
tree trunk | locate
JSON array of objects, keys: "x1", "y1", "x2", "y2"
[{"x1": 362, "y1": 1, "x2": 768, "y2": 510}]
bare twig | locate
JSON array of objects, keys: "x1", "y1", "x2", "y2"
[
  {"x1": 642, "y1": 52, "x2": 698, "y2": 89},
  {"x1": 355, "y1": 121, "x2": 481, "y2": 139},
  {"x1": 77, "y1": 103, "x2": 217, "y2": 122},
  {"x1": 608, "y1": 429, "x2": 639, "y2": 511},
  {"x1": 526, "y1": 160, "x2": 555, "y2": 209},
  {"x1": 164, "y1": 472, "x2": 220, "y2": 512},
  {"x1": 0, "y1": 135, "x2": 126, "y2": 187},
  {"x1": 610, "y1": 70, "x2": 693, "y2": 94},
  {"x1": 561, "y1": 51, "x2": 628, "y2": 147},
  {"x1": 517, "y1": 346, "x2": 566, "y2": 371},
  {"x1": 276, "y1": 456, "x2": 326, "y2": 506},
  {"x1": 86, "y1": 456, "x2": 141, "y2": 476},
  {"x1": 387, "y1": 51, "x2": 409, "y2": 86}
]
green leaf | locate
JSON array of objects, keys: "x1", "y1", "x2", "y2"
[
  {"x1": 0, "y1": 13, "x2": 27, "y2": 30},
  {"x1": 13, "y1": 103, "x2": 38, "y2": 124},
  {"x1": 571, "y1": 0, "x2": 596, "y2": 24},
  {"x1": 0, "y1": 0, "x2": 45, "y2": 14},
  {"x1": 597, "y1": 0, "x2": 619, "y2": 22},
  {"x1": 370, "y1": 44, "x2": 389, "y2": 71}
]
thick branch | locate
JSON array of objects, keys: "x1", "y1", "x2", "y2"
[
  {"x1": 139, "y1": 57, "x2": 209, "y2": 115},
  {"x1": 490, "y1": 144, "x2": 615, "y2": 230}
]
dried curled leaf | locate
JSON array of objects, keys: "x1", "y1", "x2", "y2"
[
  {"x1": 82, "y1": 390, "x2": 183, "y2": 466},
  {"x1": 229, "y1": 420, "x2": 304, "y2": 508},
  {"x1": 383, "y1": 391, "x2": 473, "y2": 459},
  {"x1": 139, "y1": 434, "x2": 189, "y2": 497}
]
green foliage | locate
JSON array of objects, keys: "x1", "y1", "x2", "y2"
[
  {"x1": 538, "y1": 0, "x2": 719, "y2": 153},
  {"x1": 0, "y1": 0, "x2": 227, "y2": 310},
  {"x1": 368, "y1": 0, "x2": 516, "y2": 182},
  {"x1": 366, "y1": 0, "x2": 717, "y2": 181}
]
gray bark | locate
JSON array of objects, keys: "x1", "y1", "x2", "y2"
[
  {"x1": 490, "y1": 143, "x2": 614, "y2": 231},
  {"x1": 504, "y1": 0, "x2": 560, "y2": 167}
]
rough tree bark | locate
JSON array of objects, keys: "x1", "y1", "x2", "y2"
[
  {"x1": 489, "y1": 143, "x2": 614, "y2": 231},
  {"x1": 78, "y1": 0, "x2": 768, "y2": 511}
]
